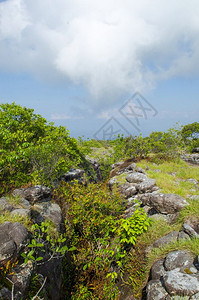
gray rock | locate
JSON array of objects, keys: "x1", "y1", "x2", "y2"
[
  {"x1": 13, "y1": 185, "x2": 52, "y2": 204},
  {"x1": 61, "y1": 168, "x2": 84, "y2": 182},
  {"x1": 8, "y1": 222, "x2": 28, "y2": 252},
  {"x1": 121, "y1": 185, "x2": 137, "y2": 198},
  {"x1": 137, "y1": 179, "x2": 156, "y2": 193},
  {"x1": 190, "y1": 195, "x2": 199, "y2": 201},
  {"x1": 0, "y1": 197, "x2": 13, "y2": 213},
  {"x1": 153, "y1": 169, "x2": 161, "y2": 173},
  {"x1": 32, "y1": 202, "x2": 63, "y2": 231},
  {"x1": 126, "y1": 173, "x2": 147, "y2": 183},
  {"x1": 0, "y1": 222, "x2": 28, "y2": 262},
  {"x1": 164, "y1": 250, "x2": 194, "y2": 271},
  {"x1": 142, "y1": 193, "x2": 188, "y2": 214},
  {"x1": 0, "y1": 287, "x2": 11, "y2": 299},
  {"x1": 135, "y1": 167, "x2": 146, "y2": 174},
  {"x1": 177, "y1": 231, "x2": 190, "y2": 241},
  {"x1": 163, "y1": 269, "x2": 199, "y2": 296},
  {"x1": 112, "y1": 161, "x2": 124, "y2": 169},
  {"x1": 146, "y1": 279, "x2": 168, "y2": 300},
  {"x1": 187, "y1": 178, "x2": 198, "y2": 185},
  {"x1": 8, "y1": 260, "x2": 34, "y2": 300},
  {"x1": 150, "y1": 259, "x2": 166, "y2": 280},
  {"x1": 183, "y1": 223, "x2": 199, "y2": 238},
  {"x1": 190, "y1": 292, "x2": 199, "y2": 299},
  {"x1": 153, "y1": 231, "x2": 179, "y2": 248}
]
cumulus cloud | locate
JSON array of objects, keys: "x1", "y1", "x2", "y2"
[{"x1": 0, "y1": 0, "x2": 199, "y2": 104}]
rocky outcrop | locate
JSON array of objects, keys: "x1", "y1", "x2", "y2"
[
  {"x1": 146, "y1": 251, "x2": 199, "y2": 299},
  {"x1": 108, "y1": 161, "x2": 188, "y2": 220},
  {"x1": 181, "y1": 153, "x2": 199, "y2": 165},
  {"x1": 0, "y1": 185, "x2": 66, "y2": 300}
]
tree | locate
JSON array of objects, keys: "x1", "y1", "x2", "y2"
[{"x1": 0, "y1": 103, "x2": 83, "y2": 194}]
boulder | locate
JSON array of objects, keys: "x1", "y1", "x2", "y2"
[
  {"x1": 126, "y1": 173, "x2": 147, "y2": 183},
  {"x1": 164, "y1": 250, "x2": 194, "y2": 271},
  {"x1": 141, "y1": 193, "x2": 188, "y2": 214},
  {"x1": 150, "y1": 259, "x2": 166, "y2": 280},
  {"x1": 146, "y1": 279, "x2": 168, "y2": 300},
  {"x1": 32, "y1": 202, "x2": 63, "y2": 231},
  {"x1": 13, "y1": 185, "x2": 52, "y2": 204},
  {"x1": 0, "y1": 197, "x2": 13, "y2": 213},
  {"x1": 163, "y1": 269, "x2": 199, "y2": 296},
  {"x1": 137, "y1": 179, "x2": 156, "y2": 193},
  {"x1": 0, "y1": 222, "x2": 28, "y2": 264},
  {"x1": 153, "y1": 231, "x2": 179, "y2": 248}
]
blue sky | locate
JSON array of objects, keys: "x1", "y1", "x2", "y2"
[{"x1": 0, "y1": 0, "x2": 198, "y2": 139}]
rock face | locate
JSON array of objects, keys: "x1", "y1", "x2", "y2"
[
  {"x1": 146, "y1": 251, "x2": 199, "y2": 299},
  {"x1": 140, "y1": 193, "x2": 188, "y2": 214},
  {"x1": 0, "y1": 185, "x2": 66, "y2": 300},
  {"x1": 181, "y1": 153, "x2": 199, "y2": 165},
  {"x1": 0, "y1": 222, "x2": 28, "y2": 264},
  {"x1": 107, "y1": 160, "x2": 188, "y2": 220},
  {"x1": 13, "y1": 185, "x2": 52, "y2": 204}
]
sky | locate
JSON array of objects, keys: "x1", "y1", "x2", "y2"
[{"x1": 0, "y1": 0, "x2": 198, "y2": 139}]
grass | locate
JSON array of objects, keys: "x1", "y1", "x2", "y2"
[
  {"x1": 137, "y1": 159, "x2": 199, "y2": 198},
  {"x1": 0, "y1": 212, "x2": 32, "y2": 229}
]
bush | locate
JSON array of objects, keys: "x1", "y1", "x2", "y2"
[{"x1": 0, "y1": 103, "x2": 83, "y2": 194}]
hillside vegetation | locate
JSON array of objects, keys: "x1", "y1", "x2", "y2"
[{"x1": 0, "y1": 103, "x2": 198, "y2": 299}]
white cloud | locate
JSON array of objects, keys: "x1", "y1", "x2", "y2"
[{"x1": 1, "y1": 0, "x2": 199, "y2": 104}]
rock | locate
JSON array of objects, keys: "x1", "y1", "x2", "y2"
[
  {"x1": 0, "y1": 197, "x2": 13, "y2": 213},
  {"x1": 124, "y1": 203, "x2": 140, "y2": 218},
  {"x1": 192, "y1": 147, "x2": 199, "y2": 153},
  {"x1": 112, "y1": 161, "x2": 124, "y2": 169},
  {"x1": 61, "y1": 169, "x2": 84, "y2": 182},
  {"x1": 0, "y1": 222, "x2": 28, "y2": 263},
  {"x1": 181, "y1": 153, "x2": 199, "y2": 165},
  {"x1": 153, "y1": 169, "x2": 161, "y2": 173},
  {"x1": 86, "y1": 158, "x2": 102, "y2": 182},
  {"x1": 187, "y1": 178, "x2": 198, "y2": 185},
  {"x1": 0, "y1": 287, "x2": 11, "y2": 299},
  {"x1": 153, "y1": 231, "x2": 179, "y2": 248},
  {"x1": 137, "y1": 179, "x2": 156, "y2": 193},
  {"x1": 10, "y1": 208, "x2": 30, "y2": 218},
  {"x1": 163, "y1": 269, "x2": 199, "y2": 296},
  {"x1": 37, "y1": 255, "x2": 63, "y2": 300},
  {"x1": 126, "y1": 173, "x2": 147, "y2": 183},
  {"x1": 141, "y1": 193, "x2": 188, "y2": 214},
  {"x1": 183, "y1": 223, "x2": 199, "y2": 238},
  {"x1": 190, "y1": 195, "x2": 199, "y2": 201},
  {"x1": 177, "y1": 231, "x2": 190, "y2": 241},
  {"x1": 13, "y1": 185, "x2": 52, "y2": 204},
  {"x1": 8, "y1": 260, "x2": 34, "y2": 300},
  {"x1": 146, "y1": 279, "x2": 168, "y2": 300},
  {"x1": 190, "y1": 292, "x2": 199, "y2": 299},
  {"x1": 32, "y1": 202, "x2": 63, "y2": 231},
  {"x1": 119, "y1": 184, "x2": 137, "y2": 198},
  {"x1": 0, "y1": 236, "x2": 17, "y2": 263},
  {"x1": 135, "y1": 167, "x2": 146, "y2": 174},
  {"x1": 164, "y1": 250, "x2": 194, "y2": 271},
  {"x1": 150, "y1": 259, "x2": 166, "y2": 280}
]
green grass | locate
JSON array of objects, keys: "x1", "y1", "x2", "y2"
[
  {"x1": 137, "y1": 159, "x2": 199, "y2": 198},
  {"x1": 0, "y1": 212, "x2": 31, "y2": 229}
]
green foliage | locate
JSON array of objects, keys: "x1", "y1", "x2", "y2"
[
  {"x1": 115, "y1": 206, "x2": 152, "y2": 247},
  {"x1": 56, "y1": 182, "x2": 151, "y2": 299},
  {"x1": 21, "y1": 221, "x2": 74, "y2": 265},
  {"x1": 181, "y1": 122, "x2": 199, "y2": 147},
  {"x1": 0, "y1": 102, "x2": 83, "y2": 193}
]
